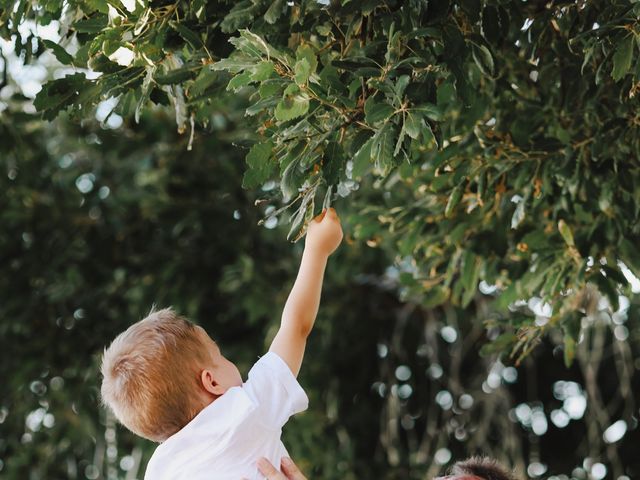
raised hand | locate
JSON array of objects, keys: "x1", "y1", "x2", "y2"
[{"x1": 304, "y1": 207, "x2": 343, "y2": 257}]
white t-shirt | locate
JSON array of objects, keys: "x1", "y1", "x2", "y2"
[{"x1": 144, "y1": 352, "x2": 309, "y2": 480}]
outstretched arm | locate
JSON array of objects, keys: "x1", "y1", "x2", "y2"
[{"x1": 269, "y1": 208, "x2": 343, "y2": 377}]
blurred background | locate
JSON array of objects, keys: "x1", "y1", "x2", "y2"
[{"x1": 1, "y1": 16, "x2": 640, "y2": 480}]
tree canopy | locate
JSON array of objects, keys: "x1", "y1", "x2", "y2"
[
  {"x1": 3, "y1": 0, "x2": 639, "y2": 362},
  {"x1": 1, "y1": 2, "x2": 640, "y2": 478}
]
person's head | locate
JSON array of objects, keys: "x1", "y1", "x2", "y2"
[
  {"x1": 100, "y1": 306, "x2": 242, "y2": 442},
  {"x1": 436, "y1": 456, "x2": 519, "y2": 480}
]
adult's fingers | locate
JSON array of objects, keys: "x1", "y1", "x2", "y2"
[
  {"x1": 280, "y1": 457, "x2": 308, "y2": 480},
  {"x1": 257, "y1": 458, "x2": 287, "y2": 480}
]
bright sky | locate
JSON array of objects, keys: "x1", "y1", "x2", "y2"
[{"x1": 0, "y1": 18, "x2": 106, "y2": 117}]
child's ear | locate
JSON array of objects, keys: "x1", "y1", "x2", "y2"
[{"x1": 201, "y1": 369, "x2": 226, "y2": 396}]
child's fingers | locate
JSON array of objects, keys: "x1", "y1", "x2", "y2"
[
  {"x1": 326, "y1": 207, "x2": 340, "y2": 222},
  {"x1": 313, "y1": 208, "x2": 327, "y2": 223}
]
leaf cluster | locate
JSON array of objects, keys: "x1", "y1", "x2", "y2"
[{"x1": 4, "y1": 0, "x2": 640, "y2": 359}]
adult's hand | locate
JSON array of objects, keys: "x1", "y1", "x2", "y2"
[{"x1": 257, "y1": 457, "x2": 307, "y2": 480}]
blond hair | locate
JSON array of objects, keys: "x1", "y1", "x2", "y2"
[{"x1": 100, "y1": 306, "x2": 211, "y2": 442}]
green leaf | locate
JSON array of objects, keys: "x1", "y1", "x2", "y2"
[
  {"x1": 84, "y1": 0, "x2": 109, "y2": 13},
  {"x1": 404, "y1": 111, "x2": 423, "y2": 139},
  {"x1": 397, "y1": 222, "x2": 423, "y2": 256},
  {"x1": 471, "y1": 43, "x2": 496, "y2": 78},
  {"x1": 323, "y1": 140, "x2": 344, "y2": 186},
  {"x1": 394, "y1": 121, "x2": 407, "y2": 156},
  {"x1": 581, "y1": 45, "x2": 595, "y2": 75},
  {"x1": 155, "y1": 67, "x2": 195, "y2": 85},
  {"x1": 352, "y1": 135, "x2": 375, "y2": 179},
  {"x1": 460, "y1": 251, "x2": 480, "y2": 307},
  {"x1": 135, "y1": 65, "x2": 155, "y2": 123},
  {"x1": 116, "y1": 90, "x2": 136, "y2": 117},
  {"x1": 563, "y1": 335, "x2": 576, "y2": 368},
  {"x1": 557, "y1": 219, "x2": 575, "y2": 247},
  {"x1": 612, "y1": 34, "x2": 635, "y2": 82},
  {"x1": 137, "y1": 43, "x2": 163, "y2": 64},
  {"x1": 188, "y1": 67, "x2": 218, "y2": 97},
  {"x1": 211, "y1": 55, "x2": 258, "y2": 73},
  {"x1": 171, "y1": 22, "x2": 204, "y2": 50},
  {"x1": 413, "y1": 103, "x2": 444, "y2": 121},
  {"x1": 541, "y1": 265, "x2": 567, "y2": 298},
  {"x1": 445, "y1": 182, "x2": 464, "y2": 218},
  {"x1": 431, "y1": 172, "x2": 453, "y2": 192},
  {"x1": 296, "y1": 44, "x2": 318, "y2": 75},
  {"x1": 231, "y1": 29, "x2": 285, "y2": 62},
  {"x1": 422, "y1": 285, "x2": 450, "y2": 308},
  {"x1": 191, "y1": 0, "x2": 207, "y2": 20},
  {"x1": 246, "y1": 96, "x2": 280, "y2": 116},
  {"x1": 259, "y1": 82, "x2": 281, "y2": 98},
  {"x1": 220, "y1": 0, "x2": 259, "y2": 33},
  {"x1": 101, "y1": 40, "x2": 120, "y2": 57},
  {"x1": 251, "y1": 61, "x2": 275, "y2": 81},
  {"x1": 521, "y1": 230, "x2": 550, "y2": 251},
  {"x1": 72, "y1": 16, "x2": 108, "y2": 33},
  {"x1": 364, "y1": 96, "x2": 395, "y2": 124},
  {"x1": 594, "y1": 274, "x2": 620, "y2": 311},
  {"x1": 372, "y1": 124, "x2": 395, "y2": 175},
  {"x1": 33, "y1": 73, "x2": 89, "y2": 120},
  {"x1": 42, "y1": 40, "x2": 73, "y2": 65},
  {"x1": 287, "y1": 190, "x2": 314, "y2": 241},
  {"x1": 230, "y1": 30, "x2": 268, "y2": 57},
  {"x1": 619, "y1": 239, "x2": 640, "y2": 276},
  {"x1": 318, "y1": 64, "x2": 344, "y2": 93},
  {"x1": 226, "y1": 71, "x2": 253, "y2": 91},
  {"x1": 243, "y1": 140, "x2": 275, "y2": 188},
  {"x1": 275, "y1": 85, "x2": 310, "y2": 121},
  {"x1": 278, "y1": 141, "x2": 304, "y2": 174},
  {"x1": 264, "y1": 0, "x2": 286, "y2": 24},
  {"x1": 294, "y1": 58, "x2": 311, "y2": 85},
  {"x1": 394, "y1": 75, "x2": 410, "y2": 100},
  {"x1": 322, "y1": 185, "x2": 333, "y2": 210},
  {"x1": 280, "y1": 155, "x2": 303, "y2": 201},
  {"x1": 601, "y1": 265, "x2": 627, "y2": 286}
]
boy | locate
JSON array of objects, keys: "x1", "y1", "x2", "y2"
[{"x1": 100, "y1": 207, "x2": 343, "y2": 479}]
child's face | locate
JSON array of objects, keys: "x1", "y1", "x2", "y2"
[{"x1": 197, "y1": 327, "x2": 243, "y2": 391}]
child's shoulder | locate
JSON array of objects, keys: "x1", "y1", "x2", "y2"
[{"x1": 165, "y1": 388, "x2": 258, "y2": 442}]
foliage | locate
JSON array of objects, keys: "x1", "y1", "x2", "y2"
[
  {"x1": 3, "y1": 0, "x2": 640, "y2": 360},
  {"x1": 1, "y1": 101, "x2": 639, "y2": 479},
  {"x1": 2, "y1": 0, "x2": 640, "y2": 478}
]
